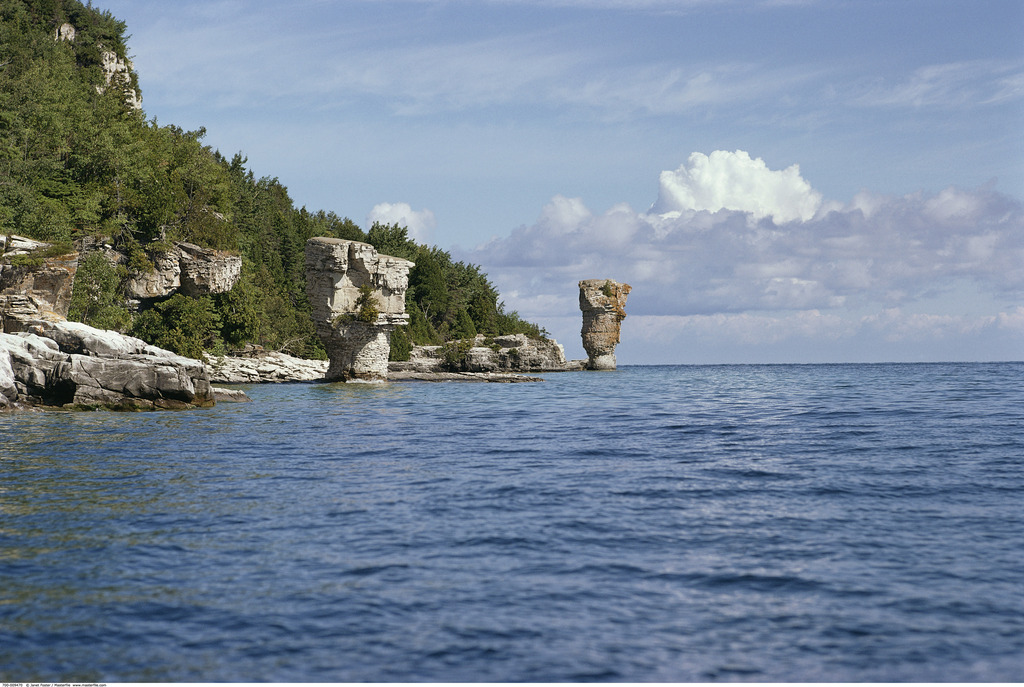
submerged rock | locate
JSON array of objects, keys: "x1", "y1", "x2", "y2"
[
  {"x1": 305, "y1": 238, "x2": 413, "y2": 381},
  {"x1": 212, "y1": 387, "x2": 252, "y2": 403},
  {"x1": 579, "y1": 279, "x2": 631, "y2": 370}
]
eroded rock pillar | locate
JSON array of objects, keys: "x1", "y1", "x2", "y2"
[
  {"x1": 305, "y1": 238, "x2": 413, "y2": 381},
  {"x1": 579, "y1": 279, "x2": 631, "y2": 370}
]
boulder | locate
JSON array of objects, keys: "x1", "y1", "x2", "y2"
[
  {"x1": 212, "y1": 387, "x2": 252, "y2": 403},
  {"x1": 305, "y1": 238, "x2": 413, "y2": 381},
  {"x1": 579, "y1": 279, "x2": 631, "y2": 370},
  {"x1": 0, "y1": 323, "x2": 213, "y2": 410}
]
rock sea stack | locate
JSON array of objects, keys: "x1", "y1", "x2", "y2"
[
  {"x1": 305, "y1": 238, "x2": 413, "y2": 382},
  {"x1": 579, "y1": 279, "x2": 631, "y2": 370}
]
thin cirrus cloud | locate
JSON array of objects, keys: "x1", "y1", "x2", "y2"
[
  {"x1": 118, "y1": 0, "x2": 1022, "y2": 128},
  {"x1": 122, "y1": 2, "x2": 823, "y2": 118},
  {"x1": 852, "y1": 59, "x2": 1024, "y2": 109}
]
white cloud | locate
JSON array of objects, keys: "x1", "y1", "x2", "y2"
[
  {"x1": 854, "y1": 60, "x2": 1024, "y2": 109},
  {"x1": 462, "y1": 150, "x2": 1024, "y2": 361},
  {"x1": 366, "y1": 202, "x2": 436, "y2": 242},
  {"x1": 650, "y1": 150, "x2": 822, "y2": 223}
]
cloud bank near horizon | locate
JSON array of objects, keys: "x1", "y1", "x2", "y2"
[{"x1": 461, "y1": 150, "x2": 1024, "y2": 362}]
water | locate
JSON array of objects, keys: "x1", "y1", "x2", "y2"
[{"x1": 1, "y1": 363, "x2": 1022, "y2": 682}]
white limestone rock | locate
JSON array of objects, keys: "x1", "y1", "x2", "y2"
[
  {"x1": 0, "y1": 325, "x2": 213, "y2": 410},
  {"x1": 579, "y1": 279, "x2": 631, "y2": 370},
  {"x1": 124, "y1": 242, "x2": 241, "y2": 301},
  {"x1": 389, "y1": 334, "x2": 582, "y2": 374},
  {"x1": 203, "y1": 351, "x2": 329, "y2": 384},
  {"x1": 305, "y1": 238, "x2": 413, "y2": 381}
]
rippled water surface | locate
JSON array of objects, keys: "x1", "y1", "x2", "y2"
[{"x1": 2, "y1": 364, "x2": 1023, "y2": 681}]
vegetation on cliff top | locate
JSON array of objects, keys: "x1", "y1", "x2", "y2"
[{"x1": 1, "y1": 0, "x2": 544, "y2": 359}]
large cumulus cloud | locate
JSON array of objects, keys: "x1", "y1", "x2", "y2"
[
  {"x1": 651, "y1": 150, "x2": 823, "y2": 223},
  {"x1": 462, "y1": 150, "x2": 1024, "y2": 361}
]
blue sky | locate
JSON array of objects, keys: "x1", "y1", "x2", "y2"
[{"x1": 99, "y1": 0, "x2": 1024, "y2": 364}]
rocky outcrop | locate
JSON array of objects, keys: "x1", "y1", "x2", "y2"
[
  {"x1": 579, "y1": 279, "x2": 631, "y2": 370},
  {"x1": 124, "y1": 249, "x2": 180, "y2": 300},
  {"x1": 1, "y1": 236, "x2": 79, "y2": 326},
  {"x1": 0, "y1": 236, "x2": 216, "y2": 410},
  {"x1": 305, "y1": 238, "x2": 413, "y2": 381},
  {"x1": 203, "y1": 350, "x2": 329, "y2": 384},
  {"x1": 177, "y1": 242, "x2": 243, "y2": 296},
  {"x1": 55, "y1": 23, "x2": 141, "y2": 110},
  {"x1": 0, "y1": 321, "x2": 213, "y2": 410},
  {"x1": 390, "y1": 334, "x2": 584, "y2": 374},
  {"x1": 124, "y1": 241, "x2": 242, "y2": 301},
  {"x1": 98, "y1": 49, "x2": 141, "y2": 110},
  {"x1": 55, "y1": 22, "x2": 76, "y2": 42}
]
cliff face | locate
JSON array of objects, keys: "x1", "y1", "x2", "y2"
[
  {"x1": 305, "y1": 238, "x2": 413, "y2": 381},
  {"x1": 123, "y1": 241, "x2": 242, "y2": 302},
  {"x1": 0, "y1": 236, "x2": 78, "y2": 326},
  {"x1": 55, "y1": 21, "x2": 141, "y2": 110},
  {"x1": 0, "y1": 236, "x2": 214, "y2": 411},
  {"x1": 579, "y1": 279, "x2": 631, "y2": 370}
]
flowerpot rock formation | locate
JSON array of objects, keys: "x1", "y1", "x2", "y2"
[
  {"x1": 579, "y1": 279, "x2": 631, "y2": 370},
  {"x1": 305, "y1": 238, "x2": 413, "y2": 381}
]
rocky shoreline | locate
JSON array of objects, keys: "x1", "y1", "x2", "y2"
[
  {"x1": 202, "y1": 342, "x2": 573, "y2": 386},
  {"x1": 1, "y1": 234, "x2": 627, "y2": 410}
]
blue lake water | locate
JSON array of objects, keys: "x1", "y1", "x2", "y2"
[{"x1": 1, "y1": 363, "x2": 1023, "y2": 681}]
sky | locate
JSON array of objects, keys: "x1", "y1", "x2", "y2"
[{"x1": 97, "y1": 0, "x2": 1024, "y2": 364}]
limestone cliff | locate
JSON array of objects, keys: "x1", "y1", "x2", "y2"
[
  {"x1": 123, "y1": 241, "x2": 242, "y2": 302},
  {"x1": 579, "y1": 279, "x2": 631, "y2": 370},
  {"x1": 55, "y1": 22, "x2": 141, "y2": 110},
  {"x1": 0, "y1": 235, "x2": 78, "y2": 326},
  {"x1": 0, "y1": 236, "x2": 215, "y2": 410},
  {"x1": 305, "y1": 238, "x2": 413, "y2": 381}
]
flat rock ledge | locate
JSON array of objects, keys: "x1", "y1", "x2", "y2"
[
  {"x1": 202, "y1": 350, "x2": 544, "y2": 384},
  {"x1": 203, "y1": 351, "x2": 329, "y2": 384},
  {"x1": 389, "y1": 370, "x2": 544, "y2": 383}
]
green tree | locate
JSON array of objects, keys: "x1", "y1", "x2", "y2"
[
  {"x1": 65, "y1": 250, "x2": 130, "y2": 331},
  {"x1": 131, "y1": 293, "x2": 222, "y2": 359}
]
